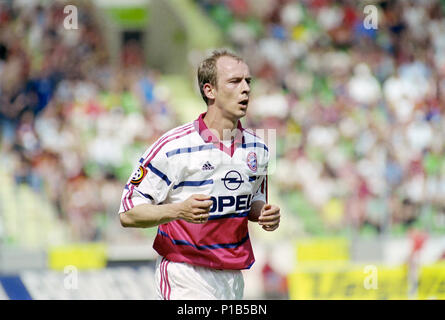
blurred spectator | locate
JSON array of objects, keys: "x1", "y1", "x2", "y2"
[
  {"x1": 261, "y1": 259, "x2": 289, "y2": 300},
  {"x1": 0, "y1": 1, "x2": 179, "y2": 243},
  {"x1": 2, "y1": 0, "x2": 445, "y2": 244},
  {"x1": 195, "y1": 0, "x2": 445, "y2": 236}
]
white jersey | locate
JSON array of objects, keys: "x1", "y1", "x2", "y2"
[{"x1": 119, "y1": 112, "x2": 269, "y2": 270}]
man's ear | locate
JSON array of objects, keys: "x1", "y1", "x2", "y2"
[{"x1": 203, "y1": 83, "x2": 215, "y2": 100}]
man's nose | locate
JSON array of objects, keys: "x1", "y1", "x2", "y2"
[{"x1": 242, "y1": 79, "x2": 250, "y2": 94}]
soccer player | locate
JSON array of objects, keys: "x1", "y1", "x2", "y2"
[{"x1": 118, "y1": 49, "x2": 281, "y2": 300}]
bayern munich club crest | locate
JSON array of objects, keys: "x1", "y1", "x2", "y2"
[{"x1": 247, "y1": 152, "x2": 257, "y2": 172}]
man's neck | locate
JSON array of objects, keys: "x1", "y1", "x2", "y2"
[{"x1": 203, "y1": 106, "x2": 239, "y2": 142}]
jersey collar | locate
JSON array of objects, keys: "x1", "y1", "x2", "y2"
[{"x1": 193, "y1": 112, "x2": 245, "y2": 157}]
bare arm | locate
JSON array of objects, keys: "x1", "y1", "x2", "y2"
[
  {"x1": 120, "y1": 202, "x2": 181, "y2": 228},
  {"x1": 120, "y1": 194, "x2": 213, "y2": 228},
  {"x1": 248, "y1": 200, "x2": 265, "y2": 222}
]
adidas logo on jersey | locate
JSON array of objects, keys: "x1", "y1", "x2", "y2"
[{"x1": 202, "y1": 161, "x2": 215, "y2": 171}]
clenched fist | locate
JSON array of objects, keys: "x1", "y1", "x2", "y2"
[
  {"x1": 178, "y1": 194, "x2": 213, "y2": 224},
  {"x1": 258, "y1": 203, "x2": 280, "y2": 231}
]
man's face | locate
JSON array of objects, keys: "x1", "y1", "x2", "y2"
[{"x1": 213, "y1": 56, "x2": 251, "y2": 121}]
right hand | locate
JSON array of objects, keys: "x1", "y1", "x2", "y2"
[{"x1": 177, "y1": 194, "x2": 213, "y2": 224}]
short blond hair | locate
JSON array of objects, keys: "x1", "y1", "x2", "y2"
[{"x1": 197, "y1": 49, "x2": 244, "y2": 105}]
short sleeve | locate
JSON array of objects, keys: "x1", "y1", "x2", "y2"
[
  {"x1": 251, "y1": 146, "x2": 269, "y2": 204},
  {"x1": 251, "y1": 174, "x2": 268, "y2": 204},
  {"x1": 119, "y1": 146, "x2": 175, "y2": 214}
]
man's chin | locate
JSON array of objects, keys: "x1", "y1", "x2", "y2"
[
  {"x1": 234, "y1": 110, "x2": 246, "y2": 122},
  {"x1": 222, "y1": 106, "x2": 247, "y2": 122},
  {"x1": 237, "y1": 105, "x2": 248, "y2": 116}
]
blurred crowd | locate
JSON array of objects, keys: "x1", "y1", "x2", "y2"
[
  {"x1": 1, "y1": 0, "x2": 445, "y2": 244},
  {"x1": 0, "y1": 1, "x2": 179, "y2": 242},
  {"x1": 196, "y1": 0, "x2": 445, "y2": 235}
]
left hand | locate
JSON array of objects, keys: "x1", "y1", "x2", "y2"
[{"x1": 258, "y1": 203, "x2": 280, "y2": 232}]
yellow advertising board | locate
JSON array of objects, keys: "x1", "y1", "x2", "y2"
[
  {"x1": 48, "y1": 243, "x2": 107, "y2": 270},
  {"x1": 288, "y1": 264, "x2": 408, "y2": 300},
  {"x1": 418, "y1": 262, "x2": 445, "y2": 300},
  {"x1": 296, "y1": 237, "x2": 350, "y2": 263}
]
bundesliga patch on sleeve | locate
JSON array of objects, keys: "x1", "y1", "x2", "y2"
[{"x1": 130, "y1": 166, "x2": 147, "y2": 186}]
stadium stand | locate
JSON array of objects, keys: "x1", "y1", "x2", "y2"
[{"x1": 1, "y1": 0, "x2": 445, "y2": 300}]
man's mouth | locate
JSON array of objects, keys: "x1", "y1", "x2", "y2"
[{"x1": 239, "y1": 99, "x2": 249, "y2": 106}]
